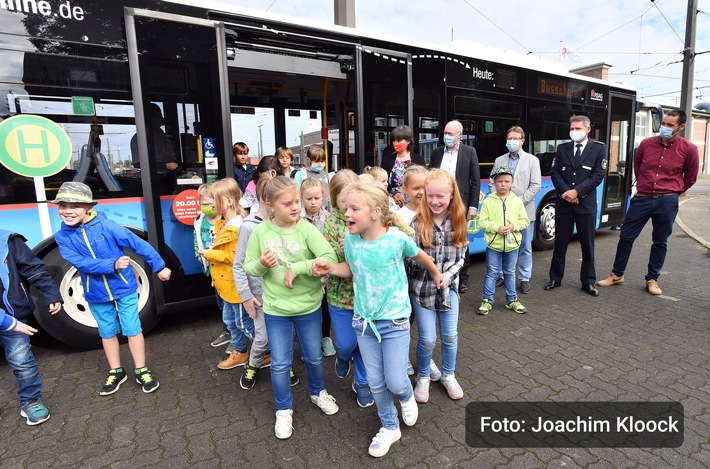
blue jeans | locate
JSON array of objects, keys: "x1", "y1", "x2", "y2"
[
  {"x1": 265, "y1": 310, "x2": 324, "y2": 410},
  {"x1": 222, "y1": 301, "x2": 254, "y2": 352},
  {"x1": 353, "y1": 316, "x2": 412, "y2": 430},
  {"x1": 483, "y1": 248, "x2": 519, "y2": 304},
  {"x1": 412, "y1": 290, "x2": 459, "y2": 376},
  {"x1": 612, "y1": 195, "x2": 679, "y2": 281},
  {"x1": 517, "y1": 224, "x2": 534, "y2": 281},
  {"x1": 0, "y1": 330, "x2": 42, "y2": 406},
  {"x1": 328, "y1": 304, "x2": 367, "y2": 385}
]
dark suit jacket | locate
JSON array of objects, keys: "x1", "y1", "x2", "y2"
[
  {"x1": 380, "y1": 152, "x2": 425, "y2": 191},
  {"x1": 550, "y1": 140, "x2": 608, "y2": 215},
  {"x1": 430, "y1": 144, "x2": 481, "y2": 209}
]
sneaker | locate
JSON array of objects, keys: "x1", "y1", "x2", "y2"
[
  {"x1": 260, "y1": 354, "x2": 271, "y2": 368},
  {"x1": 441, "y1": 374, "x2": 464, "y2": 400},
  {"x1": 321, "y1": 337, "x2": 336, "y2": 357},
  {"x1": 414, "y1": 377, "x2": 430, "y2": 404},
  {"x1": 274, "y1": 409, "x2": 293, "y2": 439},
  {"x1": 598, "y1": 273, "x2": 624, "y2": 287},
  {"x1": 240, "y1": 364, "x2": 259, "y2": 390},
  {"x1": 99, "y1": 368, "x2": 127, "y2": 396},
  {"x1": 368, "y1": 427, "x2": 402, "y2": 458},
  {"x1": 520, "y1": 281, "x2": 531, "y2": 294},
  {"x1": 495, "y1": 277, "x2": 504, "y2": 288},
  {"x1": 20, "y1": 401, "x2": 50, "y2": 426},
  {"x1": 406, "y1": 360, "x2": 415, "y2": 376},
  {"x1": 225, "y1": 343, "x2": 234, "y2": 355},
  {"x1": 135, "y1": 367, "x2": 160, "y2": 393},
  {"x1": 290, "y1": 369, "x2": 299, "y2": 386},
  {"x1": 478, "y1": 299, "x2": 492, "y2": 315},
  {"x1": 218, "y1": 350, "x2": 248, "y2": 369},
  {"x1": 399, "y1": 396, "x2": 418, "y2": 426},
  {"x1": 310, "y1": 389, "x2": 339, "y2": 415},
  {"x1": 335, "y1": 356, "x2": 351, "y2": 379},
  {"x1": 646, "y1": 279, "x2": 662, "y2": 295},
  {"x1": 210, "y1": 331, "x2": 231, "y2": 348},
  {"x1": 352, "y1": 382, "x2": 374, "y2": 408},
  {"x1": 505, "y1": 300, "x2": 528, "y2": 314},
  {"x1": 429, "y1": 359, "x2": 442, "y2": 381}
]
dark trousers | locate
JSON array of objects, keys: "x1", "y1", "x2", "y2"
[
  {"x1": 549, "y1": 209, "x2": 597, "y2": 285},
  {"x1": 459, "y1": 252, "x2": 470, "y2": 285},
  {"x1": 611, "y1": 195, "x2": 679, "y2": 281}
]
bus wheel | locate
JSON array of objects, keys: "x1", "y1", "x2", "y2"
[
  {"x1": 33, "y1": 244, "x2": 160, "y2": 349},
  {"x1": 533, "y1": 198, "x2": 556, "y2": 250}
]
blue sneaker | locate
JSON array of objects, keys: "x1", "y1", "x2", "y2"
[
  {"x1": 352, "y1": 381, "x2": 374, "y2": 408},
  {"x1": 20, "y1": 401, "x2": 50, "y2": 426},
  {"x1": 335, "y1": 357, "x2": 351, "y2": 379}
]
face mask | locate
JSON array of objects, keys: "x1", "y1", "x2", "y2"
[
  {"x1": 311, "y1": 163, "x2": 325, "y2": 172},
  {"x1": 506, "y1": 140, "x2": 520, "y2": 153},
  {"x1": 659, "y1": 126, "x2": 675, "y2": 140},
  {"x1": 201, "y1": 205, "x2": 217, "y2": 218},
  {"x1": 443, "y1": 134, "x2": 456, "y2": 148},
  {"x1": 569, "y1": 130, "x2": 586, "y2": 143},
  {"x1": 393, "y1": 141, "x2": 408, "y2": 153}
]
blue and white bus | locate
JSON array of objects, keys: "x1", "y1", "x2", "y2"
[{"x1": 0, "y1": 0, "x2": 639, "y2": 347}]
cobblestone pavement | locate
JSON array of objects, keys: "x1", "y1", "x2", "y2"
[{"x1": 1, "y1": 191, "x2": 709, "y2": 468}]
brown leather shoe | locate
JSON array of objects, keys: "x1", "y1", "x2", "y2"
[
  {"x1": 646, "y1": 279, "x2": 662, "y2": 295},
  {"x1": 597, "y1": 274, "x2": 624, "y2": 287},
  {"x1": 218, "y1": 350, "x2": 248, "y2": 369}
]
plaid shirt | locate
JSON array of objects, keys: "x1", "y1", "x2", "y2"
[{"x1": 408, "y1": 215, "x2": 466, "y2": 311}]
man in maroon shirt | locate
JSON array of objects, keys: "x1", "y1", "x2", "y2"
[{"x1": 597, "y1": 108, "x2": 699, "y2": 295}]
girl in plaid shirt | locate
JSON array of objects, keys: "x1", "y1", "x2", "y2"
[{"x1": 408, "y1": 170, "x2": 468, "y2": 403}]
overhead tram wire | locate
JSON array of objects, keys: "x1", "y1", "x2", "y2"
[
  {"x1": 462, "y1": 0, "x2": 532, "y2": 55},
  {"x1": 651, "y1": 0, "x2": 685, "y2": 45}
]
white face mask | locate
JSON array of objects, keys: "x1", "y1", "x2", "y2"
[
  {"x1": 569, "y1": 130, "x2": 587, "y2": 143},
  {"x1": 505, "y1": 140, "x2": 520, "y2": 153}
]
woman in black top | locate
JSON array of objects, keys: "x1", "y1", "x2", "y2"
[{"x1": 380, "y1": 125, "x2": 425, "y2": 208}]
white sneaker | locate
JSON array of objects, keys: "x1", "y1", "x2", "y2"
[
  {"x1": 441, "y1": 373, "x2": 464, "y2": 400},
  {"x1": 274, "y1": 409, "x2": 293, "y2": 439},
  {"x1": 414, "y1": 377, "x2": 430, "y2": 404},
  {"x1": 429, "y1": 359, "x2": 442, "y2": 381},
  {"x1": 368, "y1": 427, "x2": 402, "y2": 458},
  {"x1": 310, "y1": 389, "x2": 339, "y2": 415},
  {"x1": 399, "y1": 396, "x2": 418, "y2": 426}
]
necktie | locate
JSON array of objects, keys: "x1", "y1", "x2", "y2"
[{"x1": 574, "y1": 143, "x2": 582, "y2": 159}]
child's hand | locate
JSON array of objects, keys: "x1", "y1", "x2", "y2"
[
  {"x1": 311, "y1": 260, "x2": 331, "y2": 276},
  {"x1": 439, "y1": 274, "x2": 451, "y2": 289},
  {"x1": 115, "y1": 255, "x2": 130, "y2": 270},
  {"x1": 434, "y1": 272, "x2": 446, "y2": 289},
  {"x1": 48, "y1": 302, "x2": 62, "y2": 315},
  {"x1": 13, "y1": 320, "x2": 37, "y2": 336},
  {"x1": 157, "y1": 268, "x2": 172, "y2": 281},
  {"x1": 260, "y1": 249, "x2": 278, "y2": 268},
  {"x1": 284, "y1": 268, "x2": 296, "y2": 289},
  {"x1": 197, "y1": 249, "x2": 207, "y2": 257},
  {"x1": 243, "y1": 297, "x2": 262, "y2": 319}
]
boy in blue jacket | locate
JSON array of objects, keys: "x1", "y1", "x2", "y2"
[
  {"x1": 0, "y1": 230, "x2": 63, "y2": 425},
  {"x1": 51, "y1": 182, "x2": 171, "y2": 395}
]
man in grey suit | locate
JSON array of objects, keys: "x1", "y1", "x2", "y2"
[
  {"x1": 430, "y1": 120, "x2": 481, "y2": 293},
  {"x1": 488, "y1": 126, "x2": 541, "y2": 294}
]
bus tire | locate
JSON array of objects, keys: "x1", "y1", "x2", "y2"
[
  {"x1": 533, "y1": 197, "x2": 556, "y2": 251},
  {"x1": 32, "y1": 242, "x2": 160, "y2": 349}
]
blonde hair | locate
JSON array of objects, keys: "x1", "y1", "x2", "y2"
[
  {"x1": 274, "y1": 146, "x2": 293, "y2": 162},
  {"x1": 363, "y1": 166, "x2": 387, "y2": 180},
  {"x1": 256, "y1": 170, "x2": 275, "y2": 203},
  {"x1": 263, "y1": 175, "x2": 298, "y2": 204},
  {"x1": 211, "y1": 178, "x2": 246, "y2": 218},
  {"x1": 197, "y1": 182, "x2": 213, "y2": 200},
  {"x1": 414, "y1": 169, "x2": 468, "y2": 248},
  {"x1": 402, "y1": 165, "x2": 428, "y2": 187},
  {"x1": 300, "y1": 177, "x2": 325, "y2": 197},
  {"x1": 345, "y1": 179, "x2": 413, "y2": 236},
  {"x1": 328, "y1": 169, "x2": 358, "y2": 209}
]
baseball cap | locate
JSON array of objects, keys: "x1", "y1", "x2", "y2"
[
  {"x1": 50, "y1": 182, "x2": 98, "y2": 205},
  {"x1": 490, "y1": 166, "x2": 514, "y2": 180}
]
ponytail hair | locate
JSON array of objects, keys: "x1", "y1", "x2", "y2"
[
  {"x1": 415, "y1": 169, "x2": 467, "y2": 248},
  {"x1": 345, "y1": 179, "x2": 414, "y2": 236}
]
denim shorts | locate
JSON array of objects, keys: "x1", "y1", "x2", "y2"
[{"x1": 88, "y1": 292, "x2": 141, "y2": 338}]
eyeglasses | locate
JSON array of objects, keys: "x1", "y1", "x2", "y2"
[
  {"x1": 507, "y1": 137, "x2": 523, "y2": 141},
  {"x1": 443, "y1": 132, "x2": 461, "y2": 137}
]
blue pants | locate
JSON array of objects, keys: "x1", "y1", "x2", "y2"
[
  {"x1": 264, "y1": 310, "x2": 324, "y2": 411},
  {"x1": 222, "y1": 301, "x2": 254, "y2": 352},
  {"x1": 483, "y1": 247, "x2": 519, "y2": 304},
  {"x1": 411, "y1": 290, "x2": 459, "y2": 377},
  {"x1": 611, "y1": 194, "x2": 679, "y2": 281},
  {"x1": 328, "y1": 304, "x2": 367, "y2": 385},
  {"x1": 354, "y1": 316, "x2": 412, "y2": 431},
  {"x1": 517, "y1": 223, "x2": 534, "y2": 281},
  {"x1": 0, "y1": 330, "x2": 42, "y2": 406}
]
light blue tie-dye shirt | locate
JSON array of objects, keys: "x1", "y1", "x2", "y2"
[{"x1": 344, "y1": 227, "x2": 419, "y2": 339}]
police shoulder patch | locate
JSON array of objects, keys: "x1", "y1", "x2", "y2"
[{"x1": 601, "y1": 159, "x2": 608, "y2": 170}]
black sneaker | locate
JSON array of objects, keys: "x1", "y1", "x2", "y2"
[
  {"x1": 100, "y1": 368, "x2": 127, "y2": 396},
  {"x1": 240, "y1": 364, "x2": 258, "y2": 390},
  {"x1": 290, "y1": 369, "x2": 299, "y2": 387},
  {"x1": 135, "y1": 367, "x2": 160, "y2": 393},
  {"x1": 495, "y1": 277, "x2": 504, "y2": 288}
]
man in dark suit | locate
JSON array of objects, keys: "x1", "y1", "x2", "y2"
[
  {"x1": 430, "y1": 120, "x2": 481, "y2": 293},
  {"x1": 544, "y1": 115, "x2": 608, "y2": 297}
]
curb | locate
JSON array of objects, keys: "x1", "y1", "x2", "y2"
[{"x1": 676, "y1": 195, "x2": 710, "y2": 250}]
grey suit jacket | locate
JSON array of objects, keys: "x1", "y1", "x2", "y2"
[{"x1": 488, "y1": 150, "x2": 541, "y2": 221}]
